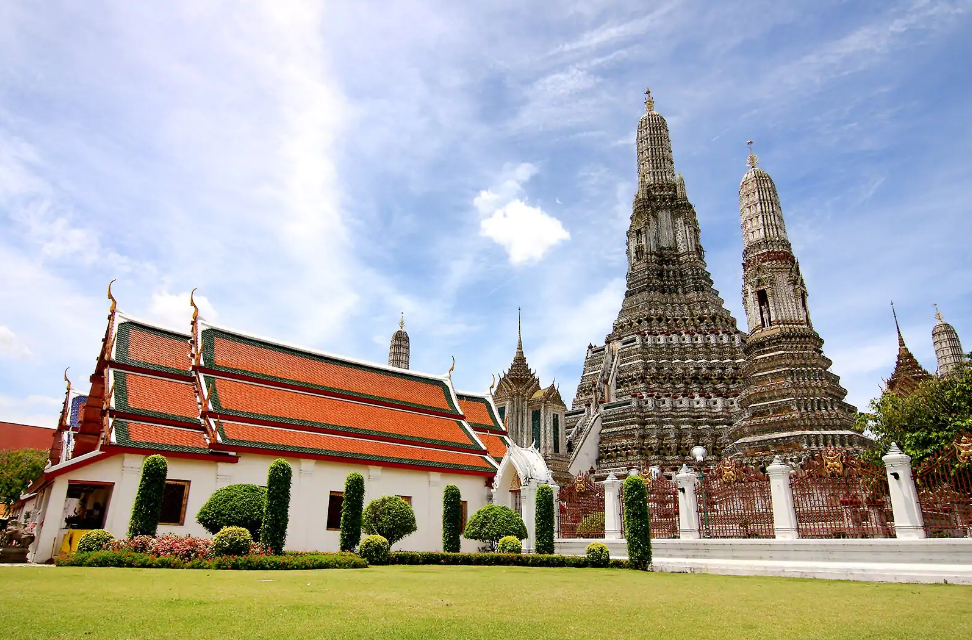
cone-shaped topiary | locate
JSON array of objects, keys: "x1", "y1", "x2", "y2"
[
  {"x1": 362, "y1": 496, "x2": 417, "y2": 548},
  {"x1": 339, "y1": 472, "x2": 365, "y2": 552},
  {"x1": 128, "y1": 454, "x2": 168, "y2": 538},
  {"x1": 358, "y1": 534, "x2": 390, "y2": 565},
  {"x1": 261, "y1": 458, "x2": 292, "y2": 554},
  {"x1": 442, "y1": 484, "x2": 462, "y2": 553},
  {"x1": 534, "y1": 484, "x2": 555, "y2": 554},
  {"x1": 76, "y1": 529, "x2": 114, "y2": 553},
  {"x1": 623, "y1": 475, "x2": 652, "y2": 570},
  {"x1": 196, "y1": 484, "x2": 267, "y2": 539},
  {"x1": 463, "y1": 504, "x2": 527, "y2": 551}
]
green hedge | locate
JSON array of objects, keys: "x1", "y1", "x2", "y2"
[
  {"x1": 339, "y1": 472, "x2": 365, "y2": 552},
  {"x1": 262, "y1": 458, "x2": 292, "y2": 554},
  {"x1": 388, "y1": 552, "x2": 630, "y2": 568},
  {"x1": 442, "y1": 484, "x2": 462, "y2": 553},
  {"x1": 55, "y1": 550, "x2": 367, "y2": 570},
  {"x1": 128, "y1": 454, "x2": 168, "y2": 538},
  {"x1": 196, "y1": 484, "x2": 267, "y2": 539},
  {"x1": 535, "y1": 484, "x2": 555, "y2": 554},
  {"x1": 623, "y1": 475, "x2": 652, "y2": 570}
]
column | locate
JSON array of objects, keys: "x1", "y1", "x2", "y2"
[
  {"x1": 31, "y1": 477, "x2": 70, "y2": 563},
  {"x1": 883, "y1": 443, "x2": 925, "y2": 539},
  {"x1": 550, "y1": 484, "x2": 560, "y2": 543},
  {"x1": 215, "y1": 461, "x2": 235, "y2": 489},
  {"x1": 428, "y1": 472, "x2": 441, "y2": 552},
  {"x1": 674, "y1": 465, "x2": 700, "y2": 539},
  {"x1": 766, "y1": 456, "x2": 799, "y2": 540},
  {"x1": 602, "y1": 473, "x2": 623, "y2": 540},
  {"x1": 365, "y1": 466, "x2": 382, "y2": 504},
  {"x1": 105, "y1": 453, "x2": 145, "y2": 537},
  {"x1": 292, "y1": 459, "x2": 315, "y2": 552},
  {"x1": 520, "y1": 482, "x2": 537, "y2": 553}
]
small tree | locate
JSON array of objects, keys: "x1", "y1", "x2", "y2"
[
  {"x1": 128, "y1": 454, "x2": 168, "y2": 538},
  {"x1": 196, "y1": 484, "x2": 267, "y2": 539},
  {"x1": 534, "y1": 484, "x2": 555, "y2": 554},
  {"x1": 0, "y1": 448, "x2": 48, "y2": 509},
  {"x1": 623, "y1": 475, "x2": 651, "y2": 570},
  {"x1": 463, "y1": 504, "x2": 527, "y2": 551},
  {"x1": 339, "y1": 472, "x2": 365, "y2": 552},
  {"x1": 261, "y1": 458, "x2": 292, "y2": 554},
  {"x1": 442, "y1": 484, "x2": 462, "y2": 553},
  {"x1": 362, "y1": 496, "x2": 417, "y2": 548}
]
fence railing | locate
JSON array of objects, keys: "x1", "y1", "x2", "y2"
[
  {"x1": 619, "y1": 470, "x2": 679, "y2": 539},
  {"x1": 697, "y1": 460, "x2": 774, "y2": 539},
  {"x1": 557, "y1": 472, "x2": 605, "y2": 538},
  {"x1": 915, "y1": 434, "x2": 972, "y2": 538}
]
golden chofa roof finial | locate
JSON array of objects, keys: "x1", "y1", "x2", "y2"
[
  {"x1": 747, "y1": 140, "x2": 760, "y2": 169},
  {"x1": 489, "y1": 374, "x2": 496, "y2": 396},
  {"x1": 399, "y1": 312, "x2": 405, "y2": 331},
  {"x1": 190, "y1": 288, "x2": 200, "y2": 323},
  {"x1": 934, "y1": 303, "x2": 945, "y2": 323},
  {"x1": 448, "y1": 355, "x2": 456, "y2": 377},
  {"x1": 63, "y1": 367, "x2": 71, "y2": 391},
  {"x1": 644, "y1": 87, "x2": 655, "y2": 112},
  {"x1": 107, "y1": 279, "x2": 117, "y2": 314}
]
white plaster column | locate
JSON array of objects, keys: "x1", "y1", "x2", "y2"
[
  {"x1": 520, "y1": 482, "x2": 538, "y2": 553},
  {"x1": 550, "y1": 484, "x2": 560, "y2": 542},
  {"x1": 675, "y1": 465, "x2": 700, "y2": 540},
  {"x1": 31, "y1": 477, "x2": 70, "y2": 563},
  {"x1": 105, "y1": 453, "x2": 146, "y2": 537},
  {"x1": 428, "y1": 472, "x2": 442, "y2": 551},
  {"x1": 365, "y1": 466, "x2": 382, "y2": 503},
  {"x1": 602, "y1": 473, "x2": 623, "y2": 540},
  {"x1": 883, "y1": 443, "x2": 926, "y2": 539},
  {"x1": 292, "y1": 459, "x2": 315, "y2": 552},
  {"x1": 215, "y1": 461, "x2": 235, "y2": 489},
  {"x1": 766, "y1": 456, "x2": 799, "y2": 540}
]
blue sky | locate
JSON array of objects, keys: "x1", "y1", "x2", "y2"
[{"x1": 2, "y1": 0, "x2": 970, "y2": 428}]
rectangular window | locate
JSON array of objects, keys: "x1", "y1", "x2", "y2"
[
  {"x1": 398, "y1": 495, "x2": 412, "y2": 506},
  {"x1": 531, "y1": 409, "x2": 541, "y2": 447},
  {"x1": 756, "y1": 289, "x2": 771, "y2": 328},
  {"x1": 460, "y1": 501, "x2": 468, "y2": 534},
  {"x1": 498, "y1": 405, "x2": 506, "y2": 424},
  {"x1": 326, "y1": 492, "x2": 344, "y2": 530},
  {"x1": 552, "y1": 414, "x2": 560, "y2": 454},
  {"x1": 159, "y1": 480, "x2": 191, "y2": 526}
]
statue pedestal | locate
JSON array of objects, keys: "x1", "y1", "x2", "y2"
[{"x1": 0, "y1": 546, "x2": 31, "y2": 563}]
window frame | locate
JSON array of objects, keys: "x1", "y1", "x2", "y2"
[
  {"x1": 460, "y1": 500, "x2": 468, "y2": 534},
  {"x1": 158, "y1": 480, "x2": 191, "y2": 526},
  {"x1": 326, "y1": 491, "x2": 344, "y2": 531}
]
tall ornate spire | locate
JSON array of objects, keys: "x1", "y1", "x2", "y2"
[
  {"x1": 932, "y1": 304, "x2": 966, "y2": 378},
  {"x1": 516, "y1": 306, "x2": 524, "y2": 355},
  {"x1": 892, "y1": 300, "x2": 905, "y2": 347},
  {"x1": 636, "y1": 87, "x2": 676, "y2": 191},
  {"x1": 388, "y1": 313, "x2": 410, "y2": 370},
  {"x1": 739, "y1": 141, "x2": 790, "y2": 261},
  {"x1": 886, "y1": 301, "x2": 931, "y2": 396}
]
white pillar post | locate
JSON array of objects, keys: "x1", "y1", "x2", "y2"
[
  {"x1": 883, "y1": 443, "x2": 925, "y2": 539},
  {"x1": 766, "y1": 456, "x2": 799, "y2": 540},
  {"x1": 292, "y1": 459, "x2": 315, "y2": 552},
  {"x1": 215, "y1": 461, "x2": 235, "y2": 489},
  {"x1": 675, "y1": 465, "x2": 700, "y2": 539},
  {"x1": 31, "y1": 477, "x2": 69, "y2": 563},
  {"x1": 520, "y1": 482, "x2": 538, "y2": 553},
  {"x1": 105, "y1": 453, "x2": 145, "y2": 538},
  {"x1": 428, "y1": 472, "x2": 442, "y2": 551},
  {"x1": 550, "y1": 484, "x2": 560, "y2": 543},
  {"x1": 602, "y1": 473, "x2": 623, "y2": 540}
]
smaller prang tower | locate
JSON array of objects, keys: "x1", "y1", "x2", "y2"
[
  {"x1": 885, "y1": 302, "x2": 931, "y2": 397},
  {"x1": 729, "y1": 143, "x2": 869, "y2": 460},
  {"x1": 932, "y1": 305, "x2": 966, "y2": 378},
  {"x1": 388, "y1": 313, "x2": 410, "y2": 369}
]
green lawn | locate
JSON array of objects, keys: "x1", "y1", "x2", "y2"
[{"x1": 1, "y1": 566, "x2": 968, "y2": 639}]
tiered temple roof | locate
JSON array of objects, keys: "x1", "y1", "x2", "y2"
[{"x1": 885, "y1": 304, "x2": 932, "y2": 397}]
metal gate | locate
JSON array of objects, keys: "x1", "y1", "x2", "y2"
[
  {"x1": 697, "y1": 459, "x2": 774, "y2": 538},
  {"x1": 557, "y1": 472, "x2": 605, "y2": 538},
  {"x1": 915, "y1": 434, "x2": 972, "y2": 538}
]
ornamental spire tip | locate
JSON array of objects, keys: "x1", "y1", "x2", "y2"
[
  {"x1": 107, "y1": 279, "x2": 117, "y2": 314},
  {"x1": 747, "y1": 140, "x2": 759, "y2": 168},
  {"x1": 644, "y1": 87, "x2": 654, "y2": 112}
]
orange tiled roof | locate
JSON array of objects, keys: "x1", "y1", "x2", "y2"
[
  {"x1": 217, "y1": 421, "x2": 495, "y2": 474},
  {"x1": 111, "y1": 371, "x2": 200, "y2": 427},
  {"x1": 476, "y1": 431, "x2": 509, "y2": 462},
  {"x1": 206, "y1": 376, "x2": 484, "y2": 452},
  {"x1": 200, "y1": 327, "x2": 458, "y2": 414},
  {"x1": 112, "y1": 420, "x2": 209, "y2": 454},
  {"x1": 0, "y1": 422, "x2": 55, "y2": 451},
  {"x1": 457, "y1": 394, "x2": 504, "y2": 432},
  {"x1": 114, "y1": 321, "x2": 192, "y2": 377}
]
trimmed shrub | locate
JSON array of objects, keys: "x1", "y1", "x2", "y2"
[
  {"x1": 128, "y1": 454, "x2": 168, "y2": 537},
  {"x1": 55, "y1": 551, "x2": 367, "y2": 570},
  {"x1": 586, "y1": 542, "x2": 610, "y2": 567},
  {"x1": 76, "y1": 529, "x2": 114, "y2": 553},
  {"x1": 387, "y1": 552, "x2": 630, "y2": 569},
  {"x1": 358, "y1": 534, "x2": 390, "y2": 565},
  {"x1": 196, "y1": 484, "x2": 267, "y2": 539},
  {"x1": 535, "y1": 484, "x2": 554, "y2": 554},
  {"x1": 261, "y1": 458, "x2": 292, "y2": 554},
  {"x1": 463, "y1": 504, "x2": 527, "y2": 551},
  {"x1": 339, "y1": 472, "x2": 365, "y2": 552},
  {"x1": 442, "y1": 484, "x2": 462, "y2": 553},
  {"x1": 577, "y1": 512, "x2": 605, "y2": 538},
  {"x1": 497, "y1": 536, "x2": 522, "y2": 554},
  {"x1": 362, "y1": 496, "x2": 417, "y2": 548},
  {"x1": 623, "y1": 475, "x2": 652, "y2": 570},
  {"x1": 211, "y1": 526, "x2": 253, "y2": 557}
]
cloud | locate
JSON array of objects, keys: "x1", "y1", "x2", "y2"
[
  {"x1": 0, "y1": 325, "x2": 32, "y2": 360},
  {"x1": 0, "y1": 393, "x2": 62, "y2": 429},
  {"x1": 148, "y1": 289, "x2": 219, "y2": 331},
  {"x1": 476, "y1": 163, "x2": 570, "y2": 265}
]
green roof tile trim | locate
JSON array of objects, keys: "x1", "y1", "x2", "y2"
[
  {"x1": 111, "y1": 371, "x2": 202, "y2": 428},
  {"x1": 456, "y1": 393, "x2": 506, "y2": 433},
  {"x1": 112, "y1": 420, "x2": 211, "y2": 455},
  {"x1": 204, "y1": 376, "x2": 486, "y2": 453},
  {"x1": 200, "y1": 327, "x2": 460, "y2": 415},
  {"x1": 114, "y1": 321, "x2": 193, "y2": 378},
  {"x1": 216, "y1": 423, "x2": 495, "y2": 474}
]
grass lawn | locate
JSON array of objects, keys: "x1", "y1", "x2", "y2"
[{"x1": 1, "y1": 566, "x2": 969, "y2": 640}]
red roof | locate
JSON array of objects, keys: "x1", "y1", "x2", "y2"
[
  {"x1": 476, "y1": 431, "x2": 509, "y2": 462},
  {"x1": 457, "y1": 394, "x2": 505, "y2": 433},
  {"x1": 0, "y1": 422, "x2": 55, "y2": 451}
]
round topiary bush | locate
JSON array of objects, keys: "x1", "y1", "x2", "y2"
[
  {"x1": 362, "y1": 496, "x2": 417, "y2": 548},
  {"x1": 463, "y1": 504, "x2": 527, "y2": 551},
  {"x1": 196, "y1": 484, "x2": 267, "y2": 539},
  {"x1": 210, "y1": 526, "x2": 253, "y2": 557},
  {"x1": 577, "y1": 512, "x2": 605, "y2": 538},
  {"x1": 358, "y1": 534, "x2": 390, "y2": 565},
  {"x1": 586, "y1": 541, "x2": 610, "y2": 568},
  {"x1": 497, "y1": 536, "x2": 522, "y2": 554},
  {"x1": 76, "y1": 529, "x2": 114, "y2": 553}
]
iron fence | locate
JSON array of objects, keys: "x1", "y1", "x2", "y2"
[
  {"x1": 915, "y1": 434, "x2": 972, "y2": 538},
  {"x1": 557, "y1": 472, "x2": 605, "y2": 538},
  {"x1": 696, "y1": 459, "x2": 774, "y2": 538}
]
